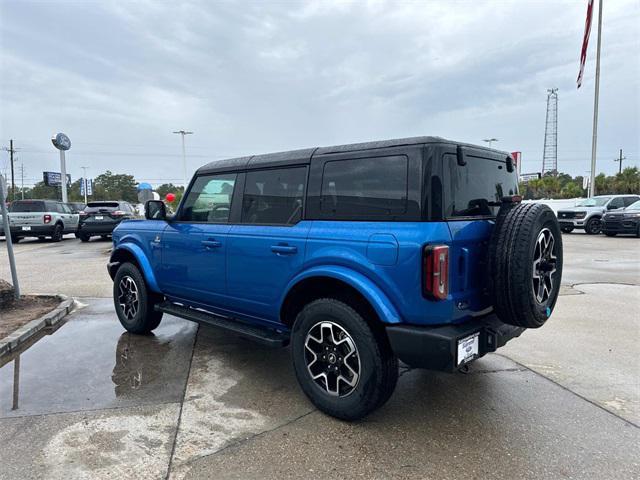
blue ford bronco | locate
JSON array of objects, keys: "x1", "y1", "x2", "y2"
[{"x1": 108, "y1": 136, "x2": 563, "y2": 420}]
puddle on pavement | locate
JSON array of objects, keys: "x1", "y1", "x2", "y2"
[{"x1": 0, "y1": 299, "x2": 197, "y2": 417}]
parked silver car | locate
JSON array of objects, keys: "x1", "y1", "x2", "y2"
[
  {"x1": 557, "y1": 195, "x2": 640, "y2": 235},
  {"x1": 8, "y1": 199, "x2": 79, "y2": 242}
]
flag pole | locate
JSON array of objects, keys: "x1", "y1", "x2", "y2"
[{"x1": 588, "y1": 0, "x2": 603, "y2": 197}]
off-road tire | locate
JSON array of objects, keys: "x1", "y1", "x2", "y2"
[
  {"x1": 489, "y1": 203, "x2": 563, "y2": 328},
  {"x1": 561, "y1": 226, "x2": 573, "y2": 233},
  {"x1": 585, "y1": 217, "x2": 602, "y2": 235},
  {"x1": 51, "y1": 223, "x2": 64, "y2": 242},
  {"x1": 113, "y1": 262, "x2": 163, "y2": 334},
  {"x1": 291, "y1": 298, "x2": 398, "y2": 421}
]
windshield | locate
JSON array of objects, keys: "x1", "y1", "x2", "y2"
[
  {"x1": 626, "y1": 200, "x2": 640, "y2": 210},
  {"x1": 9, "y1": 201, "x2": 46, "y2": 212},
  {"x1": 576, "y1": 197, "x2": 610, "y2": 207}
]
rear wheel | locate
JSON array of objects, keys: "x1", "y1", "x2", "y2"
[
  {"x1": 585, "y1": 217, "x2": 602, "y2": 235},
  {"x1": 113, "y1": 262, "x2": 163, "y2": 334},
  {"x1": 489, "y1": 203, "x2": 563, "y2": 328},
  {"x1": 604, "y1": 232, "x2": 617, "y2": 237},
  {"x1": 10, "y1": 234, "x2": 20, "y2": 244},
  {"x1": 79, "y1": 233, "x2": 91, "y2": 242},
  {"x1": 51, "y1": 223, "x2": 63, "y2": 242},
  {"x1": 291, "y1": 298, "x2": 398, "y2": 421}
]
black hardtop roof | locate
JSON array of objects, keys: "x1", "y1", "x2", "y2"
[{"x1": 197, "y1": 136, "x2": 510, "y2": 174}]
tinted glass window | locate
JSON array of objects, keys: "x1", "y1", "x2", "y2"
[
  {"x1": 181, "y1": 173, "x2": 236, "y2": 223},
  {"x1": 9, "y1": 201, "x2": 46, "y2": 212},
  {"x1": 242, "y1": 167, "x2": 306, "y2": 225},
  {"x1": 320, "y1": 156, "x2": 408, "y2": 219},
  {"x1": 444, "y1": 154, "x2": 518, "y2": 218},
  {"x1": 608, "y1": 197, "x2": 624, "y2": 209},
  {"x1": 623, "y1": 196, "x2": 639, "y2": 207},
  {"x1": 60, "y1": 204, "x2": 72, "y2": 214}
]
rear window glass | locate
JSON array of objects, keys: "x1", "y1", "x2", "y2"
[
  {"x1": 444, "y1": 154, "x2": 518, "y2": 218},
  {"x1": 85, "y1": 202, "x2": 119, "y2": 212},
  {"x1": 320, "y1": 156, "x2": 408, "y2": 219},
  {"x1": 242, "y1": 167, "x2": 306, "y2": 225},
  {"x1": 9, "y1": 201, "x2": 46, "y2": 212}
]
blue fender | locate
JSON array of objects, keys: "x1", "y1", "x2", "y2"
[
  {"x1": 282, "y1": 265, "x2": 402, "y2": 324},
  {"x1": 111, "y1": 242, "x2": 161, "y2": 293}
]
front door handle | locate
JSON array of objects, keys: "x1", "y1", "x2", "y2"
[
  {"x1": 202, "y1": 239, "x2": 222, "y2": 249},
  {"x1": 271, "y1": 245, "x2": 298, "y2": 255}
]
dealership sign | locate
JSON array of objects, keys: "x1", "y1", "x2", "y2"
[
  {"x1": 43, "y1": 171, "x2": 72, "y2": 187},
  {"x1": 519, "y1": 172, "x2": 541, "y2": 183}
]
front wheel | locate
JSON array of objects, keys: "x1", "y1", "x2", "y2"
[
  {"x1": 604, "y1": 232, "x2": 617, "y2": 237},
  {"x1": 113, "y1": 262, "x2": 163, "y2": 334},
  {"x1": 291, "y1": 298, "x2": 398, "y2": 421},
  {"x1": 585, "y1": 217, "x2": 602, "y2": 235},
  {"x1": 79, "y1": 233, "x2": 91, "y2": 242}
]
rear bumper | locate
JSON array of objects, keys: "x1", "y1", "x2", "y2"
[
  {"x1": 386, "y1": 314, "x2": 525, "y2": 372},
  {"x1": 10, "y1": 225, "x2": 56, "y2": 236},
  {"x1": 79, "y1": 222, "x2": 119, "y2": 235}
]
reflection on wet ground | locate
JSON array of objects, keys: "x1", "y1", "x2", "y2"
[{"x1": 0, "y1": 299, "x2": 197, "y2": 417}]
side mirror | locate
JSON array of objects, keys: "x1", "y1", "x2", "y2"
[{"x1": 145, "y1": 200, "x2": 167, "y2": 220}]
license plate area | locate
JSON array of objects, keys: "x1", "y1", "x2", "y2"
[
  {"x1": 457, "y1": 332, "x2": 480, "y2": 366},
  {"x1": 22, "y1": 226, "x2": 32, "y2": 231},
  {"x1": 95, "y1": 216, "x2": 104, "y2": 220}
]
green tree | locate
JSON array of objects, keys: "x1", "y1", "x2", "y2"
[
  {"x1": 93, "y1": 171, "x2": 137, "y2": 202},
  {"x1": 613, "y1": 167, "x2": 640, "y2": 194},
  {"x1": 560, "y1": 182, "x2": 582, "y2": 199}
]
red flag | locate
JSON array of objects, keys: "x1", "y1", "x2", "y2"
[{"x1": 577, "y1": 0, "x2": 594, "y2": 88}]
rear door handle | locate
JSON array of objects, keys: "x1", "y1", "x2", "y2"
[
  {"x1": 270, "y1": 245, "x2": 298, "y2": 255},
  {"x1": 202, "y1": 239, "x2": 222, "y2": 249}
]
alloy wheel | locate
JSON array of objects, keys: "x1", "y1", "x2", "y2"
[
  {"x1": 118, "y1": 276, "x2": 139, "y2": 320},
  {"x1": 532, "y1": 228, "x2": 558, "y2": 304},
  {"x1": 304, "y1": 321, "x2": 360, "y2": 397}
]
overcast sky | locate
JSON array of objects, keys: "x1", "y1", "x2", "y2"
[{"x1": 1, "y1": 0, "x2": 638, "y2": 189}]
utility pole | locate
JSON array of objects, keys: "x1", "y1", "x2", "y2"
[
  {"x1": 173, "y1": 130, "x2": 193, "y2": 189},
  {"x1": 483, "y1": 138, "x2": 498, "y2": 148},
  {"x1": 20, "y1": 163, "x2": 24, "y2": 200},
  {"x1": 1, "y1": 140, "x2": 18, "y2": 200},
  {"x1": 81, "y1": 166, "x2": 89, "y2": 204},
  {"x1": 613, "y1": 149, "x2": 625, "y2": 175}
]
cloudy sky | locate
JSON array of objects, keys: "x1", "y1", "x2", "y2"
[{"x1": 1, "y1": 0, "x2": 638, "y2": 190}]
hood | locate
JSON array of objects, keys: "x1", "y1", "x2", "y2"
[{"x1": 557, "y1": 206, "x2": 605, "y2": 213}]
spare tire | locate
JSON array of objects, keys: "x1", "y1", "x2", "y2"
[{"x1": 488, "y1": 202, "x2": 563, "y2": 328}]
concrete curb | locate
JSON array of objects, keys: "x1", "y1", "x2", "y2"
[{"x1": 0, "y1": 295, "x2": 75, "y2": 358}]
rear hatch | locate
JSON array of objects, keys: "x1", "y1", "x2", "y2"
[
  {"x1": 81, "y1": 202, "x2": 124, "y2": 225},
  {"x1": 441, "y1": 147, "x2": 519, "y2": 320},
  {"x1": 8, "y1": 200, "x2": 48, "y2": 226}
]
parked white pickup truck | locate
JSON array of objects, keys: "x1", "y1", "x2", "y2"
[{"x1": 8, "y1": 199, "x2": 79, "y2": 242}]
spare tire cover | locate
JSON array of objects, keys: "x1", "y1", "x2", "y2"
[{"x1": 488, "y1": 202, "x2": 563, "y2": 328}]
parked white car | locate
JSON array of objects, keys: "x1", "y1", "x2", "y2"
[{"x1": 8, "y1": 199, "x2": 79, "y2": 242}]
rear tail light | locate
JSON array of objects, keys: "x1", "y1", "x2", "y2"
[
  {"x1": 423, "y1": 245, "x2": 449, "y2": 300},
  {"x1": 113, "y1": 210, "x2": 126, "y2": 216},
  {"x1": 43, "y1": 214, "x2": 52, "y2": 224}
]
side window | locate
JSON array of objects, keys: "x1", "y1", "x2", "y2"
[
  {"x1": 320, "y1": 156, "x2": 408, "y2": 219},
  {"x1": 242, "y1": 167, "x2": 307, "y2": 225},
  {"x1": 180, "y1": 173, "x2": 237, "y2": 223},
  {"x1": 624, "y1": 196, "x2": 639, "y2": 207},
  {"x1": 61, "y1": 204, "x2": 72, "y2": 214},
  {"x1": 608, "y1": 197, "x2": 624, "y2": 209}
]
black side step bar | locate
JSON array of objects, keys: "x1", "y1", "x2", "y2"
[{"x1": 155, "y1": 301, "x2": 289, "y2": 347}]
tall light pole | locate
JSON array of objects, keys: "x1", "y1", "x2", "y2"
[
  {"x1": 81, "y1": 166, "x2": 89, "y2": 205},
  {"x1": 483, "y1": 138, "x2": 498, "y2": 148},
  {"x1": 173, "y1": 130, "x2": 193, "y2": 189}
]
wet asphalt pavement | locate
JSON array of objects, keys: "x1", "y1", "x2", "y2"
[{"x1": 0, "y1": 233, "x2": 639, "y2": 479}]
